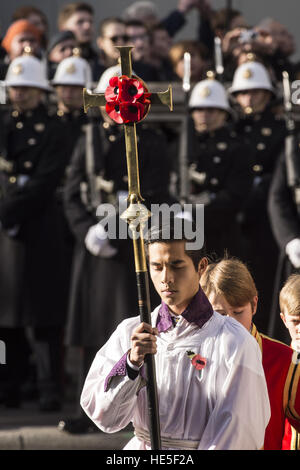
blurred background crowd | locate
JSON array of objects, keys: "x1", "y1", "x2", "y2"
[{"x1": 0, "y1": 0, "x2": 300, "y2": 435}]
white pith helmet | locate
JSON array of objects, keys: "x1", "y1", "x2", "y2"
[
  {"x1": 94, "y1": 64, "x2": 138, "y2": 93},
  {"x1": 52, "y1": 55, "x2": 92, "y2": 88},
  {"x1": 189, "y1": 76, "x2": 230, "y2": 112},
  {"x1": 5, "y1": 53, "x2": 51, "y2": 91},
  {"x1": 229, "y1": 61, "x2": 274, "y2": 94}
]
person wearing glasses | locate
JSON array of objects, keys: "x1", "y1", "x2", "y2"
[
  {"x1": 125, "y1": 19, "x2": 159, "y2": 81},
  {"x1": 96, "y1": 17, "x2": 128, "y2": 70}
]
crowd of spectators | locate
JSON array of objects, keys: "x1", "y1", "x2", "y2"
[{"x1": 0, "y1": 1, "x2": 298, "y2": 86}]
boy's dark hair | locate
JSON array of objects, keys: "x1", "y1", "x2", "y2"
[
  {"x1": 98, "y1": 17, "x2": 125, "y2": 37},
  {"x1": 58, "y1": 2, "x2": 94, "y2": 29},
  {"x1": 144, "y1": 215, "x2": 206, "y2": 271}
]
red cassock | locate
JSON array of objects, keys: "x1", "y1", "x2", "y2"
[{"x1": 252, "y1": 324, "x2": 300, "y2": 450}]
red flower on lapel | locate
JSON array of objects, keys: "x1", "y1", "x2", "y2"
[{"x1": 186, "y1": 350, "x2": 207, "y2": 371}]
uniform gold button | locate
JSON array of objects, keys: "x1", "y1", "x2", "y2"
[
  {"x1": 9, "y1": 176, "x2": 16, "y2": 183},
  {"x1": 217, "y1": 142, "x2": 227, "y2": 151},
  {"x1": 253, "y1": 164, "x2": 263, "y2": 172},
  {"x1": 16, "y1": 122, "x2": 23, "y2": 129},
  {"x1": 24, "y1": 161, "x2": 32, "y2": 169},
  {"x1": 28, "y1": 138, "x2": 36, "y2": 145},
  {"x1": 57, "y1": 110, "x2": 64, "y2": 117},
  {"x1": 257, "y1": 143, "x2": 266, "y2": 150},
  {"x1": 108, "y1": 135, "x2": 116, "y2": 142},
  {"x1": 34, "y1": 123, "x2": 45, "y2": 132},
  {"x1": 261, "y1": 127, "x2": 272, "y2": 136},
  {"x1": 12, "y1": 110, "x2": 19, "y2": 118},
  {"x1": 103, "y1": 122, "x2": 110, "y2": 129}
]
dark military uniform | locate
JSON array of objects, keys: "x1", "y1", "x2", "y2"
[
  {"x1": 0, "y1": 103, "x2": 69, "y2": 407},
  {"x1": 62, "y1": 116, "x2": 172, "y2": 422},
  {"x1": 187, "y1": 123, "x2": 253, "y2": 259},
  {"x1": 235, "y1": 106, "x2": 287, "y2": 333},
  {"x1": 268, "y1": 148, "x2": 300, "y2": 342}
]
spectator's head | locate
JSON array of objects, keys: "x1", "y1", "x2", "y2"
[
  {"x1": 52, "y1": 54, "x2": 92, "y2": 111},
  {"x1": 97, "y1": 18, "x2": 127, "y2": 65},
  {"x1": 257, "y1": 18, "x2": 295, "y2": 57},
  {"x1": 211, "y1": 8, "x2": 248, "y2": 38},
  {"x1": 58, "y1": 2, "x2": 94, "y2": 45},
  {"x1": 229, "y1": 60, "x2": 274, "y2": 114},
  {"x1": 280, "y1": 274, "x2": 300, "y2": 351},
  {"x1": 5, "y1": 53, "x2": 50, "y2": 111},
  {"x1": 169, "y1": 40, "x2": 209, "y2": 82},
  {"x1": 201, "y1": 258, "x2": 258, "y2": 331},
  {"x1": 122, "y1": 1, "x2": 159, "y2": 28},
  {"x1": 125, "y1": 19, "x2": 151, "y2": 62},
  {"x1": 12, "y1": 5, "x2": 48, "y2": 47},
  {"x1": 149, "y1": 23, "x2": 172, "y2": 61},
  {"x1": 189, "y1": 77, "x2": 230, "y2": 132},
  {"x1": 47, "y1": 31, "x2": 77, "y2": 64},
  {"x1": 2, "y1": 19, "x2": 42, "y2": 60}
]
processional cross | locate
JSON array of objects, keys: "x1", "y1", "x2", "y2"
[{"x1": 83, "y1": 46, "x2": 173, "y2": 450}]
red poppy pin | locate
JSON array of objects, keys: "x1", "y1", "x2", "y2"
[
  {"x1": 186, "y1": 351, "x2": 207, "y2": 371},
  {"x1": 105, "y1": 75, "x2": 151, "y2": 124}
]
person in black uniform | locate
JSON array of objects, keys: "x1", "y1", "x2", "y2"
[
  {"x1": 267, "y1": 138, "x2": 300, "y2": 342},
  {"x1": 184, "y1": 75, "x2": 252, "y2": 259},
  {"x1": 58, "y1": 68, "x2": 173, "y2": 433},
  {"x1": 0, "y1": 52, "x2": 69, "y2": 410},
  {"x1": 229, "y1": 59, "x2": 287, "y2": 334}
]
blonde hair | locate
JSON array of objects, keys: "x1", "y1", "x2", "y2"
[
  {"x1": 279, "y1": 274, "x2": 300, "y2": 317},
  {"x1": 201, "y1": 258, "x2": 258, "y2": 310}
]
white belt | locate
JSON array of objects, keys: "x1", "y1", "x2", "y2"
[{"x1": 134, "y1": 427, "x2": 199, "y2": 450}]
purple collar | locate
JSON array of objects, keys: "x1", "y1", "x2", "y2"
[{"x1": 156, "y1": 287, "x2": 213, "y2": 333}]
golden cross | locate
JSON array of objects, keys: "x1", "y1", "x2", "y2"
[
  {"x1": 83, "y1": 46, "x2": 173, "y2": 267},
  {"x1": 82, "y1": 46, "x2": 173, "y2": 450}
]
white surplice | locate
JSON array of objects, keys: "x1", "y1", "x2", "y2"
[{"x1": 80, "y1": 307, "x2": 270, "y2": 450}]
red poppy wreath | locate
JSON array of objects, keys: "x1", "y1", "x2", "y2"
[{"x1": 105, "y1": 75, "x2": 151, "y2": 124}]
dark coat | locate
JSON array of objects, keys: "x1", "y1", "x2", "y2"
[
  {"x1": 234, "y1": 107, "x2": 287, "y2": 333},
  {"x1": 188, "y1": 124, "x2": 253, "y2": 258},
  {"x1": 0, "y1": 104, "x2": 69, "y2": 327},
  {"x1": 63, "y1": 119, "x2": 172, "y2": 348},
  {"x1": 268, "y1": 151, "x2": 300, "y2": 250}
]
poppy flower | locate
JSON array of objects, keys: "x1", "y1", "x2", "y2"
[
  {"x1": 119, "y1": 101, "x2": 147, "y2": 123},
  {"x1": 191, "y1": 354, "x2": 207, "y2": 370},
  {"x1": 105, "y1": 101, "x2": 124, "y2": 124},
  {"x1": 119, "y1": 76, "x2": 144, "y2": 103},
  {"x1": 104, "y1": 74, "x2": 151, "y2": 124},
  {"x1": 105, "y1": 76, "x2": 120, "y2": 103}
]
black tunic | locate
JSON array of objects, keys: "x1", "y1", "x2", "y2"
[
  {"x1": 63, "y1": 119, "x2": 172, "y2": 348},
  {"x1": 0, "y1": 103, "x2": 69, "y2": 327},
  {"x1": 188, "y1": 124, "x2": 253, "y2": 259},
  {"x1": 235, "y1": 107, "x2": 287, "y2": 333}
]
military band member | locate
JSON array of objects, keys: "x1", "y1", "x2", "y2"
[
  {"x1": 229, "y1": 59, "x2": 287, "y2": 334},
  {"x1": 51, "y1": 51, "x2": 92, "y2": 161},
  {"x1": 201, "y1": 257, "x2": 300, "y2": 450},
  {"x1": 0, "y1": 52, "x2": 69, "y2": 410},
  {"x1": 58, "y1": 67, "x2": 173, "y2": 434},
  {"x1": 187, "y1": 75, "x2": 252, "y2": 258}
]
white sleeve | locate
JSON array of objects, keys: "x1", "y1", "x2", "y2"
[
  {"x1": 80, "y1": 317, "x2": 146, "y2": 433},
  {"x1": 198, "y1": 330, "x2": 270, "y2": 450}
]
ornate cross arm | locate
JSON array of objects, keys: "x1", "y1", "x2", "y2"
[{"x1": 82, "y1": 46, "x2": 173, "y2": 450}]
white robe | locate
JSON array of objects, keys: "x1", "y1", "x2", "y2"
[{"x1": 80, "y1": 307, "x2": 270, "y2": 450}]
